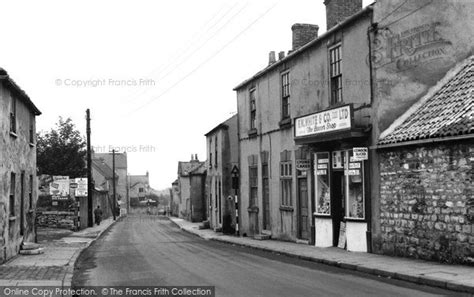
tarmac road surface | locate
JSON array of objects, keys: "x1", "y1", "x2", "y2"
[{"x1": 72, "y1": 214, "x2": 468, "y2": 297}]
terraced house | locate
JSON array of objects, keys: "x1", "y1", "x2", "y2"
[
  {"x1": 0, "y1": 68, "x2": 41, "y2": 262},
  {"x1": 234, "y1": 0, "x2": 473, "y2": 260}
]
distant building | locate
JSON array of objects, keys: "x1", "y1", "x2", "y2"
[
  {"x1": 205, "y1": 115, "x2": 239, "y2": 233},
  {"x1": 0, "y1": 68, "x2": 41, "y2": 263},
  {"x1": 94, "y1": 152, "x2": 129, "y2": 214},
  {"x1": 177, "y1": 155, "x2": 207, "y2": 222},
  {"x1": 129, "y1": 172, "x2": 150, "y2": 204}
]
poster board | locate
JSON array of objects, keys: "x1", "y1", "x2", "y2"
[{"x1": 337, "y1": 222, "x2": 346, "y2": 249}]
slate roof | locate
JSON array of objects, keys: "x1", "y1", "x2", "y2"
[
  {"x1": 94, "y1": 152, "x2": 127, "y2": 169},
  {"x1": 178, "y1": 161, "x2": 206, "y2": 176},
  {"x1": 0, "y1": 68, "x2": 41, "y2": 115},
  {"x1": 92, "y1": 158, "x2": 117, "y2": 179},
  {"x1": 129, "y1": 174, "x2": 149, "y2": 189},
  {"x1": 378, "y1": 56, "x2": 474, "y2": 145}
]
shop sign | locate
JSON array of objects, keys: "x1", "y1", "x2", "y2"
[
  {"x1": 296, "y1": 159, "x2": 311, "y2": 171},
  {"x1": 295, "y1": 105, "x2": 352, "y2": 138},
  {"x1": 353, "y1": 147, "x2": 368, "y2": 161},
  {"x1": 345, "y1": 169, "x2": 360, "y2": 176},
  {"x1": 316, "y1": 169, "x2": 327, "y2": 175}
]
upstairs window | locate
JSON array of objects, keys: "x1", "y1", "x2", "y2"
[
  {"x1": 329, "y1": 45, "x2": 342, "y2": 105},
  {"x1": 281, "y1": 72, "x2": 290, "y2": 119},
  {"x1": 29, "y1": 115, "x2": 34, "y2": 144},
  {"x1": 214, "y1": 135, "x2": 218, "y2": 168},
  {"x1": 10, "y1": 96, "x2": 17, "y2": 134},
  {"x1": 209, "y1": 139, "x2": 212, "y2": 168},
  {"x1": 249, "y1": 88, "x2": 256, "y2": 130}
]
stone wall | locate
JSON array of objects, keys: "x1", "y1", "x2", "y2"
[
  {"x1": 36, "y1": 211, "x2": 77, "y2": 230},
  {"x1": 379, "y1": 141, "x2": 473, "y2": 264}
]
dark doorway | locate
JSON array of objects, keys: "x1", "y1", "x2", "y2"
[
  {"x1": 297, "y1": 178, "x2": 309, "y2": 240},
  {"x1": 262, "y1": 163, "x2": 270, "y2": 231},
  {"x1": 20, "y1": 172, "x2": 25, "y2": 236},
  {"x1": 330, "y1": 171, "x2": 345, "y2": 246}
]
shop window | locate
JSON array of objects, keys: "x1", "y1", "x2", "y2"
[
  {"x1": 345, "y1": 150, "x2": 365, "y2": 219},
  {"x1": 314, "y1": 152, "x2": 330, "y2": 215}
]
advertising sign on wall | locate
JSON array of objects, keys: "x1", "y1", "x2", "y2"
[
  {"x1": 50, "y1": 176, "x2": 70, "y2": 200},
  {"x1": 74, "y1": 178, "x2": 88, "y2": 197},
  {"x1": 295, "y1": 105, "x2": 352, "y2": 138}
]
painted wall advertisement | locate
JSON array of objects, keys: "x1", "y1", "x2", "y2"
[{"x1": 295, "y1": 105, "x2": 352, "y2": 138}]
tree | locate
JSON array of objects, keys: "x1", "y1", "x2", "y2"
[{"x1": 37, "y1": 117, "x2": 87, "y2": 177}]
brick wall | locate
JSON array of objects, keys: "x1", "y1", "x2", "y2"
[
  {"x1": 325, "y1": 0, "x2": 362, "y2": 30},
  {"x1": 292, "y1": 24, "x2": 319, "y2": 50},
  {"x1": 379, "y1": 142, "x2": 473, "y2": 264}
]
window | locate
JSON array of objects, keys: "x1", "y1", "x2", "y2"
[
  {"x1": 329, "y1": 45, "x2": 342, "y2": 104},
  {"x1": 29, "y1": 115, "x2": 34, "y2": 144},
  {"x1": 346, "y1": 150, "x2": 365, "y2": 219},
  {"x1": 209, "y1": 139, "x2": 212, "y2": 168},
  {"x1": 249, "y1": 166, "x2": 258, "y2": 207},
  {"x1": 29, "y1": 175, "x2": 33, "y2": 209},
  {"x1": 314, "y1": 152, "x2": 330, "y2": 215},
  {"x1": 10, "y1": 173, "x2": 16, "y2": 216},
  {"x1": 249, "y1": 88, "x2": 256, "y2": 130},
  {"x1": 280, "y1": 150, "x2": 293, "y2": 206},
  {"x1": 214, "y1": 135, "x2": 218, "y2": 168},
  {"x1": 10, "y1": 96, "x2": 17, "y2": 134},
  {"x1": 281, "y1": 72, "x2": 290, "y2": 119},
  {"x1": 139, "y1": 187, "x2": 144, "y2": 193}
]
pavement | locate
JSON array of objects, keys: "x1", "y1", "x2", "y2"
[
  {"x1": 170, "y1": 217, "x2": 474, "y2": 294},
  {"x1": 0, "y1": 216, "x2": 118, "y2": 288}
]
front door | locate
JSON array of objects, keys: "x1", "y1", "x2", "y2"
[
  {"x1": 262, "y1": 164, "x2": 270, "y2": 230},
  {"x1": 20, "y1": 172, "x2": 25, "y2": 236},
  {"x1": 331, "y1": 171, "x2": 345, "y2": 246},
  {"x1": 298, "y1": 178, "x2": 309, "y2": 239}
]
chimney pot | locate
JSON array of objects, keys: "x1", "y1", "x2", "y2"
[
  {"x1": 268, "y1": 51, "x2": 276, "y2": 65},
  {"x1": 191, "y1": 154, "x2": 194, "y2": 161},
  {"x1": 195, "y1": 154, "x2": 199, "y2": 161},
  {"x1": 291, "y1": 23, "x2": 319, "y2": 50},
  {"x1": 278, "y1": 51, "x2": 285, "y2": 60},
  {"x1": 324, "y1": 0, "x2": 362, "y2": 30}
]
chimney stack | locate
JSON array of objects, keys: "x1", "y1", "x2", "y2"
[
  {"x1": 278, "y1": 51, "x2": 286, "y2": 60},
  {"x1": 291, "y1": 23, "x2": 319, "y2": 51},
  {"x1": 191, "y1": 154, "x2": 194, "y2": 161},
  {"x1": 195, "y1": 154, "x2": 199, "y2": 162},
  {"x1": 324, "y1": 0, "x2": 362, "y2": 30},
  {"x1": 268, "y1": 51, "x2": 276, "y2": 65}
]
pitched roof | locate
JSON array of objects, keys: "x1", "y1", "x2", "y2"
[
  {"x1": 94, "y1": 152, "x2": 127, "y2": 169},
  {"x1": 129, "y1": 174, "x2": 149, "y2": 188},
  {"x1": 178, "y1": 161, "x2": 206, "y2": 176},
  {"x1": 233, "y1": 6, "x2": 373, "y2": 91},
  {"x1": 204, "y1": 114, "x2": 237, "y2": 136},
  {"x1": 378, "y1": 55, "x2": 474, "y2": 145},
  {"x1": 92, "y1": 158, "x2": 117, "y2": 179},
  {"x1": 0, "y1": 68, "x2": 41, "y2": 115}
]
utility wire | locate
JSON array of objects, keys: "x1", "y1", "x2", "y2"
[
  {"x1": 126, "y1": 1, "x2": 280, "y2": 116},
  {"x1": 122, "y1": 2, "x2": 246, "y2": 103}
]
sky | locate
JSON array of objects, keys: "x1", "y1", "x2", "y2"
[{"x1": 1, "y1": 0, "x2": 371, "y2": 190}]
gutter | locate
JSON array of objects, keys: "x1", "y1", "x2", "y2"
[{"x1": 233, "y1": 5, "x2": 374, "y2": 91}]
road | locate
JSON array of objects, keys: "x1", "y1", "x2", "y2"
[{"x1": 72, "y1": 215, "x2": 466, "y2": 297}]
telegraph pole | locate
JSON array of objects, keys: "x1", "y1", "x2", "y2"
[
  {"x1": 86, "y1": 109, "x2": 93, "y2": 227},
  {"x1": 112, "y1": 149, "x2": 117, "y2": 220}
]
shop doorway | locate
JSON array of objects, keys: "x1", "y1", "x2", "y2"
[
  {"x1": 297, "y1": 178, "x2": 309, "y2": 240},
  {"x1": 330, "y1": 171, "x2": 345, "y2": 246}
]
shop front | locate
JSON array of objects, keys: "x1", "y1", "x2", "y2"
[{"x1": 294, "y1": 104, "x2": 370, "y2": 252}]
